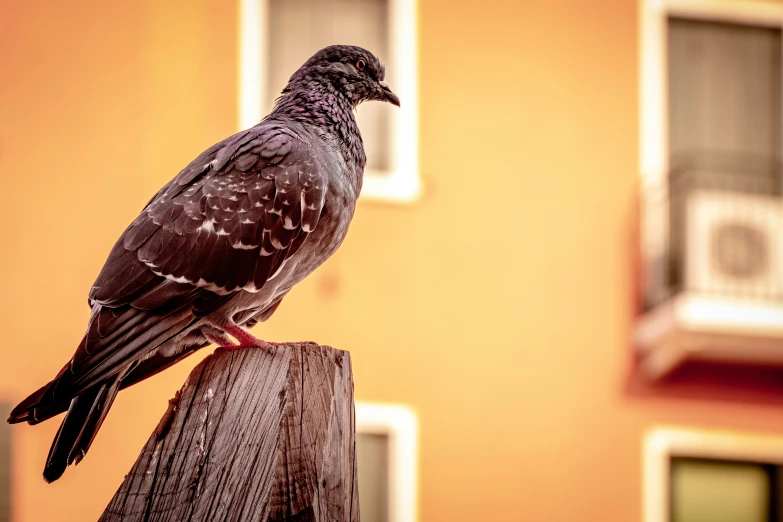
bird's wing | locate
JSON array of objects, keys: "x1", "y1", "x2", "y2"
[
  {"x1": 50, "y1": 124, "x2": 327, "y2": 404},
  {"x1": 90, "y1": 123, "x2": 328, "y2": 306}
]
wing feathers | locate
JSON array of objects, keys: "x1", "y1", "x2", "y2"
[{"x1": 118, "y1": 126, "x2": 327, "y2": 295}]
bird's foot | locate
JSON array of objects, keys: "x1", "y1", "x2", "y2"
[
  {"x1": 204, "y1": 324, "x2": 278, "y2": 353},
  {"x1": 203, "y1": 326, "x2": 234, "y2": 348},
  {"x1": 216, "y1": 339, "x2": 279, "y2": 353}
]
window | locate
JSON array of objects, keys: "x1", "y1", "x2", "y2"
[
  {"x1": 238, "y1": 0, "x2": 420, "y2": 203},
  {"x1": 639, "y1": 0, "x2": 783, "y2": 186},
  {"x1": 643, "y1": 427, "x2": 783, "y2": 522},
  {"x1": 640, "y1": 0, "x2": 783, "y2": 292},
  {"x1": 355, "y1": 402, "x2": 418, "y2": 522},
  {"x1": 668, "y1": 17, "x2": 782, "y2": 177},
  {"x1": 671, "y1": 457, "x2": 777, "y2": 522},
  {"x1": 357, "y1": 433, "x2": 390, "y2": 522},
  {"x1": 634, "y1": 1, "x2": 783, "y2": 378}
]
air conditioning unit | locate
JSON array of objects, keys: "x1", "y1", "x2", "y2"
[
  {"x1": 635, "y1": 189, "x2": 783, "y2": 379},
  {"x1": 684, "y1": 190, "x2": 783, "y2": 300}
]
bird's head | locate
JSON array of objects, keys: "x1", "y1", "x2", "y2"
[{"x1": 283, "y1": 45, "x2": 400, "y2": 108}]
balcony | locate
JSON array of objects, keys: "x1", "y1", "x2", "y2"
[{"x1": 635, "y1": 152, "x2": 783, "y2": 379}]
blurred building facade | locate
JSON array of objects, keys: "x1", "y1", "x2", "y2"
[{"x1": 3, "y1": 0, "x2": 783, "y2": 521}]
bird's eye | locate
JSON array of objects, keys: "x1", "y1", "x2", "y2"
[{"x1": 355, "y1": 59, "x2": 366, "y2": 71}]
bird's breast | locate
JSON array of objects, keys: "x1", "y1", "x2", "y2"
[{"x1": 236, "y1": 172, "x2": 358, "y2": 317}]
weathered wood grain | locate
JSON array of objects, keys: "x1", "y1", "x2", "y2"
[{"x1": 99, "y1": 343, "x2": 359, "y2": 522}]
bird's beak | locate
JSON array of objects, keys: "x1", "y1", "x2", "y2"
[{"x1": 378, "y1": 81, "x2": 400, "y2": 107}]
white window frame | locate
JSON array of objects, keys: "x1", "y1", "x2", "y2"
[
  {"x1": 237, "y1": 0, "x2": 421, "y2": 204},
  {"x1": 643, "y1": 426, "x2": 783, "y2": 522},
  {"x1": 355, "y1": 402, "x2": 418, "y2": 522},
  {"x1": 637, "y1": 0, "x2": 783, "y2": 316},
  {"x1": 639, "y1": 0, "x2": 783, "y2": 190}
]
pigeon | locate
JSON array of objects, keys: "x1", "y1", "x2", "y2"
[{"x1": 7, "y1": 44, "x2": 400, "y2": 483}]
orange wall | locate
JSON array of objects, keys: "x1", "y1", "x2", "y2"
[{"x1": 4, "y1": 1, "x2": 783, "y2": 521}]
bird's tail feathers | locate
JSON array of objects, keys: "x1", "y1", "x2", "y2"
[
  {"x1": 43, "y1": 386, "x2": 101, "y2": 483},
  {"x1": 7, "y1": 384, "x2": 48, "y2": 424},
  {"x1": 42, "y1": 361, "x2": 136, "y2": 483},
  {"x1": 7, "y1": 361, "x2": 71, "y2": 425}
]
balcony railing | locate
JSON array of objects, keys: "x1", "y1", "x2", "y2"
[{"x1": 642, "y1": 150, "x2": 783, "y2": 310}]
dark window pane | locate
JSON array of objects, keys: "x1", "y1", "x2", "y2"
[
  {"x1": 357, "y1": 433, "x2": 389, "y2": 522},
  {"x1": 668, "y1": 17, "x2": 782, "y2": 166},
  {"x1": 267, "y1": 0, "x2": 391, "y2": 171},
  {"x1": 671, "y1": 458, "x2": 770, "y2": 522}
]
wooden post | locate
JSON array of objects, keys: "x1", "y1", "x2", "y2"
[{"x1": 100, "y1": 343, "x2": 359, "y2": 522}]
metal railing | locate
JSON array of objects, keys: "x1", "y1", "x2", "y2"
[{"x1": 642, "y1": 151, "x2": 783, "y2": 310}]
